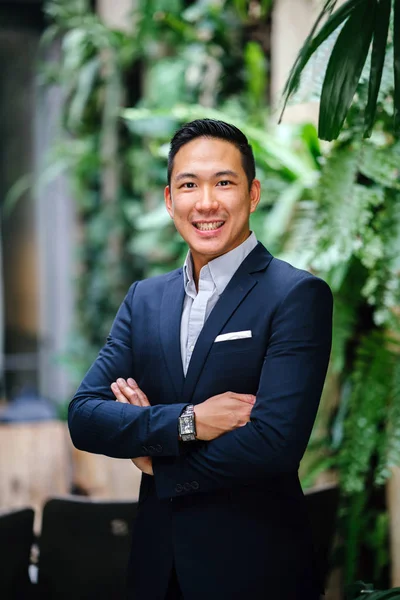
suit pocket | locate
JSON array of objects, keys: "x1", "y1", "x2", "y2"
[{"x1": 211, "y1": 336, "x2": 257, "y2": 355}]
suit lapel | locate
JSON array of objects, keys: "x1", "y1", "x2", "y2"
[
  {"x1": 182, "y1": 243, "x2": 273, "y2": 404},
  {"x1": 159, "y1": 269, "x2": 185, "y2": 399}
]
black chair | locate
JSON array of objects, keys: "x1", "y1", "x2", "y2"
[
  {"x1": 37, "y1": 496, "x2": 138, "y2": 600},
  {"x1": 0, "y1": 507, "x2": 35, "y2": 599},
  {"x1": 305, "y1": 484, "x2": 340, "y2": 588}
]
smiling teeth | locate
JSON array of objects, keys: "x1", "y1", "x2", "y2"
[{"x1": 195, "y1": 222, "x2": 224, "y2": 231}]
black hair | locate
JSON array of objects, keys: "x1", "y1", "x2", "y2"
[{"x1": 167, "y1": 118, "x2": 256, "y2": 189}]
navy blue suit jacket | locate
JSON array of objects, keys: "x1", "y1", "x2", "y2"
[{"x1": 68, "y1": 243, "x2": 333, "y2": 600}]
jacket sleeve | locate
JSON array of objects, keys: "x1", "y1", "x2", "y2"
[
  {"x1": 68, "y1": 282, "x2": 188, "y2": 459},
  {"x1": 152, "y1": 276, "x2": 333, "y2": 498}
]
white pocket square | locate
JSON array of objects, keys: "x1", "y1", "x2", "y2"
[{"x1": 214, "y1": 330, "x2": 252, "y2": 343}]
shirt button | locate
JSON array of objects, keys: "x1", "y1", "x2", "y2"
[
  {"x1": 175, "y1": 484, "x2": 183, "y2": 493},
  {"x1": 190, "y1": 345, "x2": 194, "y2": 351},
  {"x1": 184, "y1": 482, "x2": 192, "y2": 491},
  {"x1": 191, "y1": 481, "x2": 199, "y2": 490}
]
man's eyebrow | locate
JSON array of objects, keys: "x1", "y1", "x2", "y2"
[
  {"x1": 174, "y1": 172, "x2": 199, "y2": 182},
  {"x1": 214, "y1": 170, "x2": 239, "y2": 178},
  {"x1": 174, "y1": 169, "x2": 240, "y2": 182}
]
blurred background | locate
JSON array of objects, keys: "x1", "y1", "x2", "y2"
[{"x1": 1, "y1": 1, "x2": 400, "y2": 598}]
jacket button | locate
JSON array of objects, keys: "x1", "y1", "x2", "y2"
[
  {"x1": 149, "y1": 445, "x2": 156, "y2": 452},
  {"x1": 191, "y1": 481, "x2": 199, "y2": 490},
  {"x1": 175, "y1": 484, "x2": 183, "y2": 493},
  {"x1": 184, "y1": 482, "x2": 191, "y2": 491},
  {"x1": 156, "y1": 444, "x2": 162, "y2": 452}
]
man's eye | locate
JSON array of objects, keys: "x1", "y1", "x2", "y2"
[
  {"x1": 181, "y1": 182, "x2": 196, "y2": 189},
  {"x1": 217, "y1": 180, "x2": 232, "y2": 187}
]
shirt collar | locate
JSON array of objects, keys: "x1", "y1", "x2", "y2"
[{"x1": 183, "y1": 232, "x2": 258, "y2": 297}]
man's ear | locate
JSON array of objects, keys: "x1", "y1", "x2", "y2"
[
  {"x1": 164, "y1": 185, "x2": 174, "y2": 218},
  {"x1": 249, "y1": 179, "x2": 261, "y2": 214}
]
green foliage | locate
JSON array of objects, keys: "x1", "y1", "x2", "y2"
[
  {"x1": 42, "y1": 0, "x2": 400, "y2": 589},
  {"x1": 281, "y1": 0, "x2": 400, "y2": 140},
  {"x1": 279, "y1": 31, "x2": 400, "y2": 582},
  {"x1": 346, "y1": 580, "x2": 400, "y2": 599},
  {"x1": 319, "y1": 0, "x2": 376, "y2": 140},
  {"x1": 41, "y1": 0, "x2": 278, "y2": 377},
  {"x1": 338, "y1": 332, "x2": 394, "y2": 494}
]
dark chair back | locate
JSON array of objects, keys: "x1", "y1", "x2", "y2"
[
  {"x1": 37, "y1": 496, "x2": 138, "y2": 600},
  {"x1": 305, "y1": 484, "x2": 340, "y2": 587},
  {"x1": 0, "y1": 507, "x2": 34, "y2": 599}
]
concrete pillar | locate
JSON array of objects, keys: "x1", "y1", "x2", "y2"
[
  {"x1": 0, "y1": 25, "x2": 41, "y2": 396},
  {"x1": 34, "y1": 41, "x2": 76, "y2": 404}
]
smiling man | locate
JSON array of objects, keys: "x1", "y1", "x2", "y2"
[{"x1": 68, "y1": 119, "x2": 333, "y2": 600}]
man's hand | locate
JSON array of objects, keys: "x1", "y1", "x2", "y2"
[
  {"x1": 130, "y1": 456, "x2": 153, "y2": 476},
  {"x1": 194, "y1": 392, "x2": 256, "y2": 441},
  {"x1": 111, "y1": 378, "x2": 153, "y2": 475},
  {"x1": 111, "y1": 378, "x2": 256, "y2": 447},
  {"x1": 111, "y1": 377, "x2": 150, "y2": 407}
]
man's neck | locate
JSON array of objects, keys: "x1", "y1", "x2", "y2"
[{"x1": 190, "y1": 231, "x2": 253, "y2": 289}]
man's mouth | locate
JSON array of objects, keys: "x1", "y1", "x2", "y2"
[{"x1": 193, "y1": 221, "x2": 225, "y2": 231}]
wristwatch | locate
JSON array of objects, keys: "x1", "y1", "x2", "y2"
[{"x1": 178, "y1": 405, "x2": 196, "y2": 442}]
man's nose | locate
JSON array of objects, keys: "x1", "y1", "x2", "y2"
[{"x1": 195, "y1": 188, "x2": 219, "y2": 212}]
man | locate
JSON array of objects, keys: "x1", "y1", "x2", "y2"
[{"x1": 68, "y1": 119, "x2": 333, "y2": 600}]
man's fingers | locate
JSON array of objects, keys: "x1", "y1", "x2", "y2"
[
  {"x1": 127, "y1": 378, "x2": 150, "y2": 407},
  {"x1": 111, "y1": 382, "x2": 130, "y2": 404},
  {"x1": 232, "y1": 393, "x2": 256, "y2": 405},
  {"x1": 112, "y1": 378, "x2": 142, "y2": 406}
]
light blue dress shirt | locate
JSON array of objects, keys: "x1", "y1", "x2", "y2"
[{"x1": 180, "y1": 232, "x2": 258, "y2": 375}]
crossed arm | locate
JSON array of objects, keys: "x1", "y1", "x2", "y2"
[
  {"x1": 111, "y1": 377, "x2": 255, "y2": 476},
  {"x1": 109, "y1": 276, "x2": 333, "y2": 499},
  {"x1": 68, "y1": 280, "x2": 254, "y2": 461}
]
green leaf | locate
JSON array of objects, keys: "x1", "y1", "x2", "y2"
[
  {"x1": 346, "y1": 581, "x2": 374, "y2": 599},
  {"x1": 262, "y1": 181, "x2": 305, "y2": 253},
  {"x1": 359, "y1": 142, "x2": 400, "y2": 190},
  {"x1": 364, "y1": 592, "x2": 400, "y2": 599},
  {"x1": 3, "y1": 173, "x2": 33, "y2": 217},
  {"x1": 375, "y1": 354, "x2": 400, "y2": 485},
  {"x1": 280, "y1": 0, "x2": 366, "y2": 122},
  {"x1": 394, "y1": 0, "x2": 400, "y2": 132},
  {"x1": 319, "y1": 0, "x2": 376, "y2": 140},
  {"x1": 364, "y1": 0, "x2": 391, "y2": 137},
  {"x1": 244, "y1": 41, "x2": 267, "y2": 109},
  {"x1": 339, "y1": 332, "x2": 393, "y2": 495},
  {"x1": 67, "y1": 57, "x2": 99, "y2": 129}
]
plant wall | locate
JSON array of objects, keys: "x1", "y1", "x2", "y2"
[{"x1": 43, "y1": 0, "x2": 400, "y2": 589}]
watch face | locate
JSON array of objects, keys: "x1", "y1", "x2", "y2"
[{"x1": 181, "y1": 416, "x2": 194, "y2": 434}]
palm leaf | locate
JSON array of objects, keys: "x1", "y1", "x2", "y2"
[
  {"x1": 365, "y1": 592, "x2": 400, "y2": 599},
  {"x1": 319, "y1": 0, "x2": 376, "y2": 140},
  {"x1": 364, "y1": 0, "x2": 391, "y2": 137},
  {"x1": 347, "y1": 582, "x2": 400, "y2": 599},
  {"x1": 394, "y1": 0, "x2": 400, "y2": 132},
  {"x1": 279, "y1": 0, "x2": 366, "y2": 123}
]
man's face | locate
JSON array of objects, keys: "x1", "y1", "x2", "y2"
[{"x1": 165, "y1": 137, "x2": 261, "y2": 272}]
